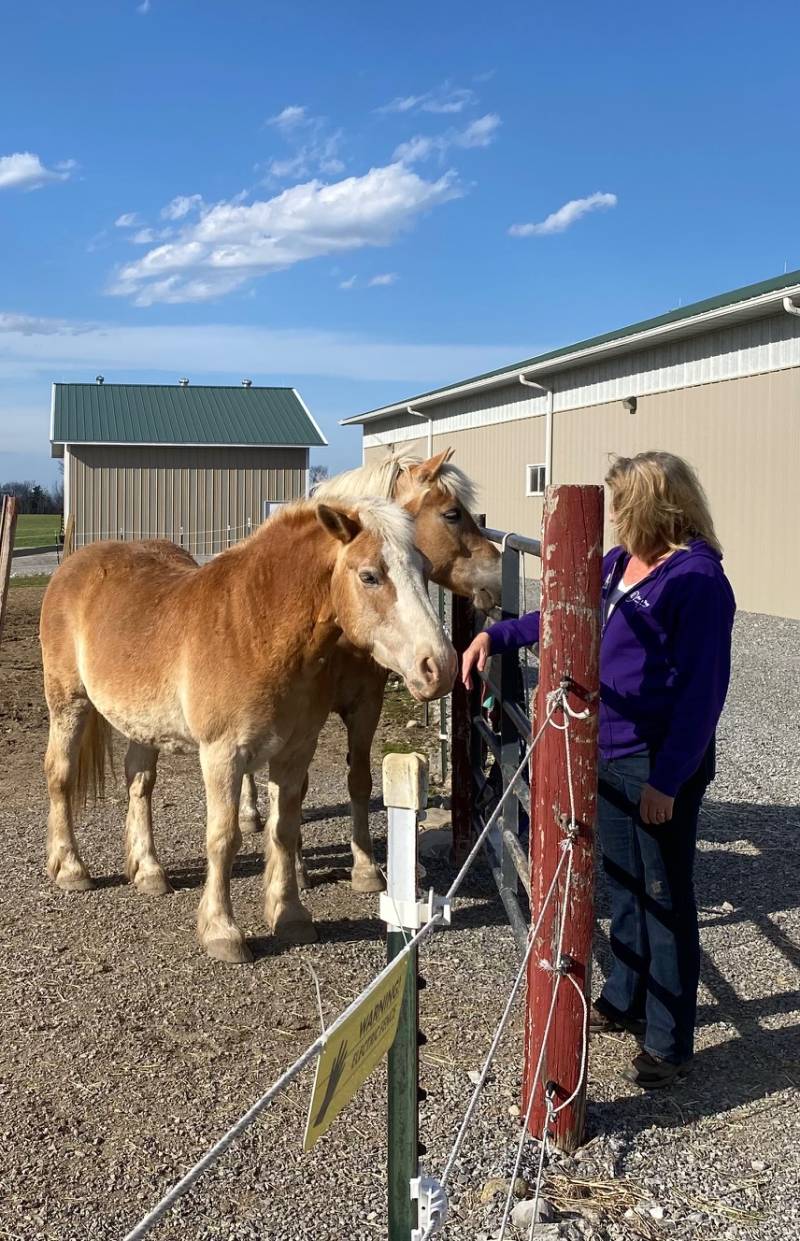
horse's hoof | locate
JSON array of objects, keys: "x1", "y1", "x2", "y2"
[
  {"x1": 351, "y1": 866, "x2": 385, "y2": 895},
  {"x1": 135, "y1": 871, "x2": 173, "y2": 896},
  {"x1": 272, "y1": 918, "x2": 318, "y2": 945},
  {"x1": 54, "y1": 871, "x2": 94, "y2": 893},
  {"x1": 205, "y1": 937, "x2": 253, "y2": 964}
]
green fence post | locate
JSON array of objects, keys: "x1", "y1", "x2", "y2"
[{"x1": 383, "y1": 753, "x2": 428, "y2": 1241}]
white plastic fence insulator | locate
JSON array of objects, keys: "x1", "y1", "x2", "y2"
[{"x1": 411, "y1": 1175, "x2": 449, "y2": 1241}]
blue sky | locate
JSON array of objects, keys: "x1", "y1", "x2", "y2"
[{"x1": 2, "y1": 0, "x2": 799, "y2": 484}]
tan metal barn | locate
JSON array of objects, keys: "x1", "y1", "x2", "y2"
[
  {"x1": 342, "y1": 270, "x2": 800, "y2": 619},
  {"x1": 50, "y1": 379, "x2": 326, "y2": 555}
]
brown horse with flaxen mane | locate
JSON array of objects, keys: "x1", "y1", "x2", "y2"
[{"x1": 40, "y1": 498, "x2": 455, "y2": 963}]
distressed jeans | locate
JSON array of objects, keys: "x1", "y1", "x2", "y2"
[{"x1": 597, "y1": 750, "x2": 710, "y2": 1064}]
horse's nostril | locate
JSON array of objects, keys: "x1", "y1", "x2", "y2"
[{"x1": 421, "y1": 656, "x2": 437, "y2": 684}]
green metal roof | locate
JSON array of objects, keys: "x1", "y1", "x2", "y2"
[
  {"x1": 343, "y1": 267, "x2": 800, "y2": 424},
  {"x1": 52, "y1": 383, "x2": 326, "y2": 447}
]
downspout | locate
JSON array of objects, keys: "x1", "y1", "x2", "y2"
[
  {"x1": 519, "y1": 374, "x2": 553, "y2": 487},
  {"x1": 783, "y1": 296, "x2": 800, "y2": 318},
  {"x1": 63, "y1": 445, "x2": 71, "y2": 528},
  {"x1": 407, "y1": 405, "x2": 433, "y2": 458}
]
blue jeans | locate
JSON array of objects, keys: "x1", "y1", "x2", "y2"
[{"x1": 597, "y1": 749, "x2": 711, "y2": 1064}]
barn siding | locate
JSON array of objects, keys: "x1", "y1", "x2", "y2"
[
  {"x1": 365, "y1": 366, "x2": 800, "y2": 619},
  {"x1": 68, "y1": 445, "x2": 308, "y2": 554}
]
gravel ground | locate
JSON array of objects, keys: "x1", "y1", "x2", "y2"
[{"x1": 0, "y1": 587, "x2": 798, "y2": 1240}]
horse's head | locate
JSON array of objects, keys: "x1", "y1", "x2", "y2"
[
  {"x1": 394, "y1": 449, "x2": 502, "y2": 612},
  {"x1": 317, "y1": 500, "x2": 456, "y2": 701}
]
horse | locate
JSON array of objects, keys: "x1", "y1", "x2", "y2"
[
  {"x1": 238, "y1": 449, "x2": 501, "y2": 893},
  {"x1": 39, "y1": 498, "x2": 456, "y2": 963}
]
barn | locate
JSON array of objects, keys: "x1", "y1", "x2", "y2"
[
  {"x1": 342, "y1": 269, "x2": 800, "y2": 619},
  {"x1": 50, "y1": 379, "x2": 326, "y2": 554}
]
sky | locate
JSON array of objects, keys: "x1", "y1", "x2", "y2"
[{"x1": 2, "y1": 0, "x2": 799, "y2": 485}]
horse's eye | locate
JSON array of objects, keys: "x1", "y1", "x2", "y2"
[
  {"x1": 442, "y1": 508, "x2": 460, "y2": 523},
  {"x1": 359, "y1": 569, "x2": 380, "y2": 587}
]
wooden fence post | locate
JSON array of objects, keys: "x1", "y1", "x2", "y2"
[
  {"x1": 523, "y1": 483, "x2": 603, "y2": 1152},
  {"x1": 449, "y1": 591, "x2": 476, "y2": 865},
  {"x1": 63, "y1": 512, "x2": 75, "y2": 559},
  {"x1": 0, "y1": 496, "x2": 19, "y2": 647}
]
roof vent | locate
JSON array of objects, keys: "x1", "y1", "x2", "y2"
[
  {"x1": 96, "y1": 375, "x2": 104, "y2": 385},
  {"x1": 242, "y1": 378, "x2": 253, "y2": 388},
  {"x1": 178, "y1": 377, "x2": 190, "y2": 387}
]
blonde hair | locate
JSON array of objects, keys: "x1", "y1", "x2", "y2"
[{"x1": 605, "y1": 451, "x2": 721, "y2": 560}]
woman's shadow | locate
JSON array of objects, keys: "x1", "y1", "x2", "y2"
[{"x1": 590, "y1": 796, "x2": 800, "y2": 1138}]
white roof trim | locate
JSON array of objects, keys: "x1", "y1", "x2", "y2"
[
  {"x1": 341, "y1": 281, "x2": 800, "y2": 426},
  {"x1": 49, "y1": 441, "x2": 316, "y2": 450},
  {"x1": 291, "y1": 389, "x2": 329, "y2": 446}
]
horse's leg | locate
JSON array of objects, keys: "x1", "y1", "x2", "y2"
[
  {"x1": 343, "y1": 693, "x2": 386, "y2": 894},
  {"x1": 44, "y1": 698, "x2": 94, "y2": 892},
  {"x1": 197, "y1": 742, "x2": 251, "y2": 964},
  {"x1": 124, "y1": 742, "x2": 172, "y2": 896},
  {"x1": 295, "y1": 772, "x2": 311, "y2": 890},
  {"x1": 265, "y1": 753, "x2": 317, "y2": 943},
  {"x1": 239, "y1": 773, "x2": 263, "y2": 836}
]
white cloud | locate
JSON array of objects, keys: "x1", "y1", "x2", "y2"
[
  {"x1": 393, "y1": 135, "x2": 436, "y2": 164},
  {"x1": 137, "y1": 0, "x2": 151, "y2": 12},
  {"x1": 267, "y1": 105, "x2": 308, "y2": 129},
  {"x1": 378, "y1": 84, "x2": 476, "y2": 116},
  {"x1": 0, "y1": 152, "x2": 75, "y2": 191},
  {"x1": 161, "y1": 193, "x2": 205, "y2": 221},
  {"x1": 393, "y1": 114, "x2": 500, "y2": 164},
  {"x1": 368, "y1": 272, "x2": 398, "y2": 286},
  {"x1": 110, "y1": 162, "x2": 462, "y2": 305},
  {"x1": 509, "y1": 192, "x2": 618, "y2": 237},
  {"x1": 132, "y1": 228, "x2": 157, "y2": 244},
  {"x1": 339, "y1": 275, "x2": 357, "y2": 290},
  {"x1": 455, "y1": 113, "x2": 500, "y2": 149},
  {"x1": 115, "y1": 212, "x2": 141, "y2": 228}
]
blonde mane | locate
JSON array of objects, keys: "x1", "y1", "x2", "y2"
[
  {"x1": 314, "y1": 452, "x2": 478, "y2": 510},
  {"x1": 252, "y1": 496, "x2": 416, "y2": 555}
]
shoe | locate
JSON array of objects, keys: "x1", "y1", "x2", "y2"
[
  {"x1": 623, "y1": 1050, "x2": 693, "y2": 1090},
  {"x1": 589, "y1": 1001, "x2": 646, "y2": 1041}
]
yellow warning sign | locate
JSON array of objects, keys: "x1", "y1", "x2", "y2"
[{"x1": 303, "y1": 955, "x2": 408, "y2": 1151}]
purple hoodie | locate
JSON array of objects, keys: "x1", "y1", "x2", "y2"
[{"x1": 487, "y1": 540, "x2": 736, "y2": 797}]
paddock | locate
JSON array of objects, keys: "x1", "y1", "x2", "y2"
[{"x1": 1, "y1": 582, "x2": 799, "y2": 1240}]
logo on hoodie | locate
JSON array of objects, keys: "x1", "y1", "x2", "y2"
[{"x1": 628, "y1": 589, "x2": 650, "y2": 609}]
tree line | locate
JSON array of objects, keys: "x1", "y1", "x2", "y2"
[{"x1": 0, "y1": 478, "x2": 64, "y2": 515}]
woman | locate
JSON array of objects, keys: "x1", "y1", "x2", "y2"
[{"x1": 461, "y1": 452, "x2": 736, "y2": 1089}]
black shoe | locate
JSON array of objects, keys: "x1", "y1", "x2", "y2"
[
  {"x1": 589, "y1": 1001, "x2": 646, "y2": 1041},
  {"x1": 623, "y1": 1050, "x2": 693, "y2": 1090}
]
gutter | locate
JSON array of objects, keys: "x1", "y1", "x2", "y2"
[
  {"x1": 783, "y1": 296, "x2": 800, "y2": 319},
  {"x1": 519, "y1": 374, "x2": 553, "y2": 487}
]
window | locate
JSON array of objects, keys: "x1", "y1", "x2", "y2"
[{"x1": 526, "y1": 463, "x2": 547, "y2": 496}]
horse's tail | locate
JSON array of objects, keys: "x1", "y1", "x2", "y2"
[{"x1": 74, "y1": 706, "x2": 113, "y2": 808}]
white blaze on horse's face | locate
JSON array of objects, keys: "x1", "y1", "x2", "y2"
[{"x1": 318, "y1": 501, "x2": 457, "y2": 702}]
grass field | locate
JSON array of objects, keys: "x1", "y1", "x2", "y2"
[
  {"x1": 12, "y1": 514, "x2": 62, "y2": 549},
  {"x1": 8, "y1": 574, "x2": 51, "y2": 588}
]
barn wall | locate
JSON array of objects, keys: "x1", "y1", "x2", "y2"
[
  {"x1": 365, "y1": 366, "x2": 800, "y2": 619},
  {"x1": 68, "y1": 445, "x2": 308, "y2": 554}
]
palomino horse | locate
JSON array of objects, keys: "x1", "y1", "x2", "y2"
[
  {"x1": 40, "y1": 499, "x2": 455, "y2": 963},
  {"x1": 239, "y1": 449, "x2": 501, "y2": 893}
]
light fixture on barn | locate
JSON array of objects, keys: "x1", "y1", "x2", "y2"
[{"x1": 622, "y1": 395, "x2": 638, "y2": 415}]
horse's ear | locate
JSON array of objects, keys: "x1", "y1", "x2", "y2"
[
  {"x1": 317, "y1": 504, "x2": 362, "y2": 545},
  {"x1": 410, "y1": 447, "x2": 454, "y2": 483}
]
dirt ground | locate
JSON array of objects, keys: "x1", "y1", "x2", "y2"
[{"x1": 1, "y1": 586, "x2": 799, "y2": 1241}]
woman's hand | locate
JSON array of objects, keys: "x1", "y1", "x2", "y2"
[
  {"x1": 639, "y1": 783, "x2": 675, "y2": 826},
  {"x1": 461, "y1": 632, "x2": 491, "y2": 690}
]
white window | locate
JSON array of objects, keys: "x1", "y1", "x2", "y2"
[{"x1": 526, "y1": 463, "x2": 547, "y2": 496}]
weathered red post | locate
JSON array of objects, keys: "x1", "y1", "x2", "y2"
[{"x1": 523, "y1": 483, "x2": 603, "y2": 1151}]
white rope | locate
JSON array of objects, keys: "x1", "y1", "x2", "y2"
[{"x1": 418, "y1": 681, "x2": 591, "y2": 1241}]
